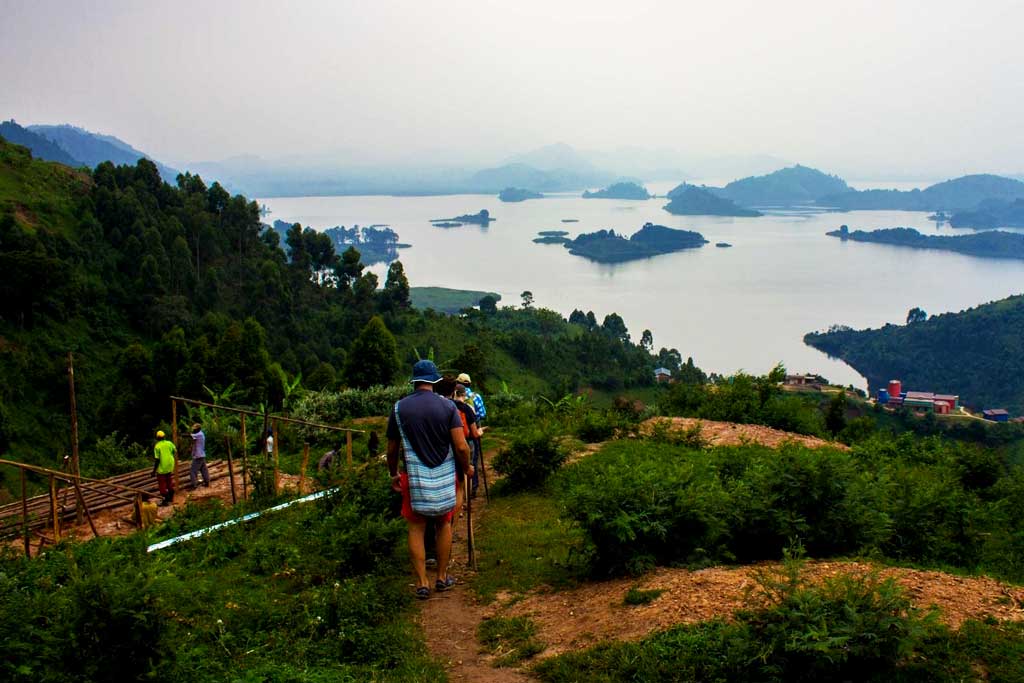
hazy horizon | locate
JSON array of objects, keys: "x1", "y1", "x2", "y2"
[{"x1": 3, "y1": 0, "x2": 1023, "y2": 179}]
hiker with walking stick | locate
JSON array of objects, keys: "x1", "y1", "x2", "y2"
[
  {"x1": 456, "y1": 373, "x2": 487, "y2": 499},
  {"x1": 387, "y1": 360, "x2": 473, "y2": 600}
]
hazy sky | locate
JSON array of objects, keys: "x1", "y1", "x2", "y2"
[{"x1": 2, "y1": 0, "x2": 1023, "y2": 177}]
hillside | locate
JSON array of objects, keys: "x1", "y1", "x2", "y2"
[
  {"x1": 29, "y1": 124, "x2": 179, "y2": 182},
  {"x1": 0, "y1": 120, "x2": 82, "y2": 167},
  {"x1": 950, "y1": 198, "x2": 1024, "y2": 229},
  {"x1": 663, "y1": 183, "x2": 762, "y2": 216},
  {"x1": 822, "y1": 174, "x2": 1024, "y2": 211},
  {"x1": 718, "y1": 165, "x2": 850, "y2": 205},
  {"x1": 827, "y1": 225, "x2": 1024, "y2": 260},
  {"x1": 0, "y1": 137, "x2": 666, "y2": 475},
  {"x1": 804, "y1": 294, "x2": 1024, "y2": 412}
]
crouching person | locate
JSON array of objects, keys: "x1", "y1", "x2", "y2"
[{"x1": 387, "y1": 360, "x2": 473, "y2": 599}]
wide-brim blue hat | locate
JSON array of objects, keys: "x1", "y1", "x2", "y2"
[{"x1": 411, "y1": 359, "x2": 443, "y2": 384}]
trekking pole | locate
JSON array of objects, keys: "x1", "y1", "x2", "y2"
[
  {"x1": 476, "y1": 437, "x2": 490, "y2": 503},
  {"x1": 465, "y1": 474, "x2": 476, "y2": 570}
]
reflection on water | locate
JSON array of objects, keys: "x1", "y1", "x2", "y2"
[{"x1": 259, "y1": 192, "x2": 1024, "y2": 391}]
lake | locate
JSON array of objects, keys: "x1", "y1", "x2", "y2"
[{"x1": 258, "y1": 191, "x2": 1024, "y2": 391}]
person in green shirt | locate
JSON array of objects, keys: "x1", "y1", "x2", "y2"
[{"x1": 151, "y1": 430, "x2": 177, "y2": 506}]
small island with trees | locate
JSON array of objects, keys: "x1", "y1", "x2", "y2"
[
  {"x1": 270, "y1": 221, "x2": 410, "y2": 265},
  {"x1": 827, "y1": 224, "x2": 1024, "y2": 260},
  {"x1": 562, "y1": 222, "x2": 708, "y2": 263},
  {"x1": 533, "y1": 230, "x2": 571, "y2": 244},
  {"x1": 498, "y1": 187, "x2": 544, "y2": 202},
  {"x1": 663, "y1": 183, "x2": 763, "y2": 217},
  {"x1": 582, "y1": 182, "x2": 650, "y2": 200},
  {"x1": 430, "y1": 209, "x2": 493, "y2": 226}
]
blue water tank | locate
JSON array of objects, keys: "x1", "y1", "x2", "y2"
[{"x1": 878, "y1": 390, "x2": 890, "y2": 404}]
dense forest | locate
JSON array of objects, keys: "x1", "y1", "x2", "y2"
[
  {"x1": 563, "y1": 223, "x2": 708, "y2": 263},
  {"x1": 582, "y1": 182, "x2": 650, "y2": 200},
  {"x1": 827, "y1": 225, "x2": 1024, "y2": 260},
  {"x1": 0, "y1": 136, "x2": 670, "y2": 479},
  {"x1": 804, "y1": 295, "x2": 1024, "y2": 412}
]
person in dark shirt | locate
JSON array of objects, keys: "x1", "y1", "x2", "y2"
[{"x1": 387, "y1": 360, "x2": 473, "y2": 599}]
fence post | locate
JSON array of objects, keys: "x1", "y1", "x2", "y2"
[
  {"x1": 240, "y1": 414, "x2": 248, "y2": 500},
  {"x1": 346, "y1": 431, "x2": 353, "y2": 466},
  {"x1": 299, "y1": 443, "x2": 309, "y2": 494},
  {"x1": 226, "y1": 436, "x2": 237, "y2": 505},
  {"x1": 21, "y1": 469, "x2": 29, "y2": 557},
  {"x1": 49, "y1": 475, "x2": 60, "y2": 542},
  {"x1": 272, "y1": 418, "x2": 280, "y2": 495}
]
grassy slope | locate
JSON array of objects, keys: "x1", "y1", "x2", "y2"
[{"x1": 0, "y1": 137, "x2": 91, "y2": 235}]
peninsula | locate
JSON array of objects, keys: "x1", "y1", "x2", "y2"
[
  {"x1": 498, "y1": 187, "x2": 544, "y2": 202},
  {"x1": 827, "y1": 225, "x2": 1024, "y2": 260},
  {"x1": 663, "y1": 183, "x2": 762, "y2": 216},
  {"x1": 430, "y1": 209, "x2": 493, "y2": 226},
  {"x1": 563, "y1": 222, "x2": 708, "y2": 263},
  {"x1": 582, "y1": 182, "x2": 650, "y2": 200}
]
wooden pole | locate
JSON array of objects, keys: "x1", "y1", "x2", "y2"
[
  {"x1": 465, "y1": 474, "x2": 476, "y2": 570},
  {"x1": 477, "y1": 438, "x2": 490, "y2": 503},
  {"x1": 262, "y1": 409, "x2": 270, "y2": 460},
  {"x1": 72, "y1": 481, "x2": 99, "y2": 538},
  {"x1": 48, "y1": 475, "x2": 60, "y2": 543},
  {"x1": 134, "y1": 494, "x2": 143, "y2": 528},
  {"x1": 272, "y1": 418, "x2": 280, "y2": 495},
  {"x1": 67, "y1": 353, "x2": 80, "y2": 477},
  {"x1": 346, "y1": 431, "x2": 353, "y2": 466},
  {"x1": 171, "y1": 399, "x2": 180, "y2": 491},
  {"x1": 21, "y1": 469, "x2": 29, "y2": 557},
  {"x1": 240, "y1": 414, "x2": 248, "y2": 500},
  {"x1": 299, "y1": 443, "x2": 309, "y2": 494},
  {"x1": 225, "y1": 436, "x2": 237, "y2": 505}
]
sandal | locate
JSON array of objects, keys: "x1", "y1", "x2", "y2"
[
  {"x1": 415, "y1": 586, "x2": 430, "y2": 600},
  {"x1": 435, "y1": 576, "x2": 456, "y2": 592}
]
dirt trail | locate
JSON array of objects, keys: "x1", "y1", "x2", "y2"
[
  {"x1": 641, "y1": 417, "x2": 850, "y2": 450},
  {"x1": 417, "y1": 450, "x2": 532, "y2": 683}
]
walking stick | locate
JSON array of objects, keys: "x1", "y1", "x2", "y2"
[
  {"x1": 476, "y1": 437, "x2": 490, "y2": 502},
  {"x1": 465, "y1": 474, "x2": 476, "y2": 570}
]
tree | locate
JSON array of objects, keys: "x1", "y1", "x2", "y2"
[
  {"x1": 344, "y1": 316, "x2": 400, "y2": 389},
  {"x1": 521, "y1": 290, "x2": 534, "y2": 309},
  {"x1": 825, "y1": 391, "x2": 848, "y2": 436},
  {"x1": 478, "y1": 295, "x2": 498, "y2": 314},
  {"x1": 906, "y1": 307, "x2": 927, "y2": 324},
  {"x1": 602, "y1": 313, "x2": 629, "y2": 344},
  {"x1": 382, "y1": 260, "x2": 411, "y2": 311},
  {"x1": 568, "y1": 309, "x2": 587, "y2": 326},
  {"x1": 640, "y1": 329, "x2": 653, "y2": 352}
]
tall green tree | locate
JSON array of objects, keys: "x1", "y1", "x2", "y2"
[
  {"x1": 343, "y1": 316, "x2": 400, "y2": 389},
  {"x1": 382, "y1": 260, "x2": 411, "y2": 311}
]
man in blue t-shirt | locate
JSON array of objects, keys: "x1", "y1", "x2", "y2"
[{"x1": 387, "y1": 360, "x2": 473, "y2": 600}]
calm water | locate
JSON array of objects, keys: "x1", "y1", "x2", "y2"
[{"x1": 258, "y1": 193, "x2": 1024, "y2": 391}]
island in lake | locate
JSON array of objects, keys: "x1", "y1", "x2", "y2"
[
  {"x1": 827, "y1": 225, "x2": 1024, "y2": 260},
  {"x1": 498, "y1": 187, "x2": 544, "y2": 202},
  {"x1": 562, "y1": 222, "x2": 708, "y2": 263},
  {"x1": 270, "y1": 220, "x2": 409, "y2": 265},
  {"x1": 430, "y1": 209, "x2": 493, "y2": 226},
  {"x1": 582, "y1": 181, "x2": 650, "y2": 200},
  {"x1": 716, "y1": 242, "x2": 733, "y2": 248},
  {"x1": 561, "y1": 218, "x2": 579, "y2": 223},
  {"x1": 533, "y1": 230, "x2": 571, "y2": 244},
  {"x1": 663, "y1": 183, "x2": 762, "y2": 217}
]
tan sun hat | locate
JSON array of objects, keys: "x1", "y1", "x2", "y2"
[{"x1": 456, "y1": 373, "x2": 472, "y2": 384}]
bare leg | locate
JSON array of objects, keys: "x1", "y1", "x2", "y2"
[
  {"x1": 407, "y1": 520, "x2": 429, "y2": 588},
  {"x1": 435, "y1": 517, "x2": 453, "y2": 583}
]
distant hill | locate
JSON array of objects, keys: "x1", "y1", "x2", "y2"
[
  {"x1": 582, "y1": 182, "x2": 650, "y2": 200},
  {"x1": 821, "y1": 174, "x2": 1024, "y2": 211},
  {"x1": 827, "y1": 225, "x2": 1024, "y2": 260},
  {"x1": 28, "y1": 124, "x2": 178, "y2": 182},
  {"x1": 718, "y1": 165, "x2": 851, "y2": 206},
  {"x1": 563, "y1": 222, "x2": 707, "y2": 262},
  {"x1": 498, "y1": 187, "x2": 544, "y2": 202},
  {"x1": 504, "y1": 142, "x2": 600, "y2": 174},
  {"x1": 0, "y1": 120, "x2": 81, "y2": 167},
  {"x1": 804, "y1": 295, "x2": 1024, "y2": 412},
  {"x1": 663, "y1": 183, "x2": 762, "y2": 217},
  {"x1": 949, "y1": 199, "x2": 1024, "y2": 229},
  {"x1": 468, "y1": 162, "x2": 611, "y2": 193}
]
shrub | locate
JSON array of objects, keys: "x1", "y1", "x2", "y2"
[
  {"x1": 493, "y1": 428, "x2": 566, "y2": 491},
  {"x1": 575, "y1": 410, "x2": 621, "y2": 443},
  {"x1": 623, "y1": 586, "x2": 664, "y2": 605}
]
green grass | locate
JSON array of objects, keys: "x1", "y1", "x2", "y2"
[
  {"x1": 472, "y1": 488, "x2": 586, "y2": 603},
  {"x1": 623, "y1": 586, "x2": 664, "y2": 606},
  {"x1": 409, "y1": 286, "x2": 501, "y2": 314},
  {"x1": 478, "y1": 616, "x2": 545, "y2": 666}
]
